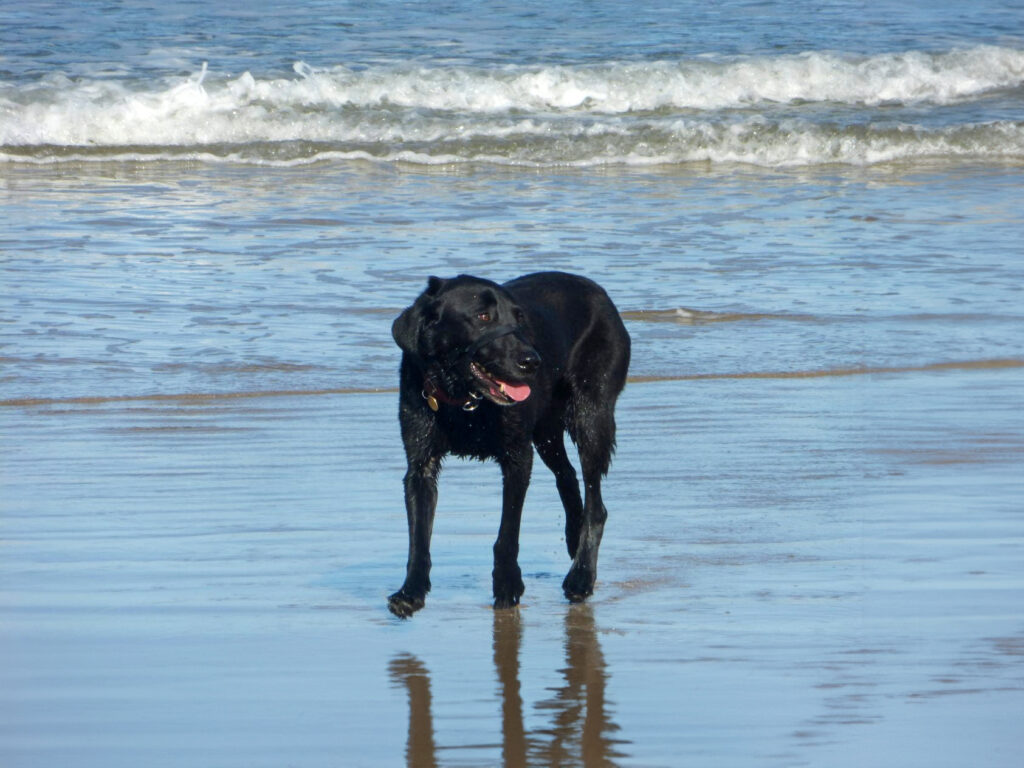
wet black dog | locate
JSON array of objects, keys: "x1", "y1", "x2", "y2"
[{"x1": 388, "y1": 272, "x2": 630, "y2": 617}]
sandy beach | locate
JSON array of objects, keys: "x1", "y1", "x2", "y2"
[{"x1": 3, "y1": 358, "x2": 1023, "y2": 766}]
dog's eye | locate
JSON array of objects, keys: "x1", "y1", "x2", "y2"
[{"x1": 477, "y1": 312, "x2": 492, "y2": 323}]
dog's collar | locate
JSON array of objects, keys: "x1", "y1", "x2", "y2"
[{"x1": 422, "y1": 377, "x2": 482, "y2": 412}]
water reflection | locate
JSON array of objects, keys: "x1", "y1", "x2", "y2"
[
  {"x1": 388, "y1": 654, "x2": 440, "y2": 768},
  {"x1": 390, "y1": 605, "x2": 626, "y2": 767}
]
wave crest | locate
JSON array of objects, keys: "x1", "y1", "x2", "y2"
[
  {"x1": 2, "y1": 46, "x2": 1022, "y2": 168},
  {"x1": 281, "y1": 46, "x2": 1024, "y2": 112}
]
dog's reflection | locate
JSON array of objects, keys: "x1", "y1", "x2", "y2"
[
  {"x1": 389, "y1": 605, "x2": 625, "y2": 767},
  {"x1": 388, "y1": 654, "x2": 440, "y2": 768}
]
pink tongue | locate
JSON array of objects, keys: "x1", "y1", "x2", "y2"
[{"x1": 496, "y1": 380, "x2": 531, "y2": 402}]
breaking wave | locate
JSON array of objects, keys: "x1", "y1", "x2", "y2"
[{"x1": 2, "y1": 46, "x2": 1022, "y2": 168}]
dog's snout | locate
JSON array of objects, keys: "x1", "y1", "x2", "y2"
[{"x1": 517, "y1": 349, "x2": 541, "y2": 373}]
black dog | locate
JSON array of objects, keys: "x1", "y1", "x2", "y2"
[{"x1": 388, "y1": 272, "x2": 630, "y2": 617}]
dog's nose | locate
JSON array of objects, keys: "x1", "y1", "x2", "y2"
[{"x1": 517, "y1": 350, "x2": 541, "y2": 373}]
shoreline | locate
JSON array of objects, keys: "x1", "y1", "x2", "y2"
[{"x1": 4, "y1": 356, "x2": 1022, "y2": 409}]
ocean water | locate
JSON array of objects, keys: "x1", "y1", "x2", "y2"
[
  {"x1": 4, "y1": 3, "x2": 1024, "y2": 169},
  {"x1": 2, "y1": 1, "x2": 1024, "y2": 403},
  {"x1": 2, "y1": 2, "x2": 1024, "y2": 767}
]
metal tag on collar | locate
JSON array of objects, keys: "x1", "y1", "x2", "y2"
[{"x1": 422, "y1": 390, "x2": 440, "y2": 412}]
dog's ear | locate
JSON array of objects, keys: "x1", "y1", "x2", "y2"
[
  {"x1": 392, "y1": 302, "x2": 421, "y2": 355},
  {"x1": 392, "y1": 277, "x2": 446, "y2": 355}
]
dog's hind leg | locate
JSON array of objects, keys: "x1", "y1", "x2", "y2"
[
  {"x1": 389, "y1": 455, "x2": 441, "y2": 618},
  {"x1": 493, "y1": 447, "x2": 533, "y2": 609},
  {"x1": 562, "y1": 397, "x2": 618, "y2": 603},
  {"x1": 533, "y1": 418, "x2": 584, "y2": 559}
]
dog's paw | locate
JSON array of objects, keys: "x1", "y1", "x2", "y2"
[
  {"x1": 562, "y1": 564, "x2": 595, "y2": 603},
  {"x1": 493, "y1": 592, "x2": 521, "y2": 610},
  {"x1": 388, "y1": 590, "x2": 425, "y2": 618},
  {"x1": 492, "y1": 568, "x2": 524, "y2": 610}
]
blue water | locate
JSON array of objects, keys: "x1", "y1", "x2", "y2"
[
  {"x1": 2, "y1": 0, "x2": 1023, "y2": 404},
  {"x1": 3, "y1": 1, "x2": 1024, "y2": 167},
  {"x1": 3, "y1": 0, "x2": 1022, "y2": 72},
  {"x1": 2, "y1": 3, "x2": 1024, "y2": 767}
]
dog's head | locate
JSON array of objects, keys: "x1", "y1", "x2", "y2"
[{"x1": 393, "y1": 275, "x2": 541, "y2": 407}]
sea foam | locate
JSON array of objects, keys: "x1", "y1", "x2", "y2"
[
  {"x1": 281, "y1": 46, "x2": 1024, "y2": 112},
  {"x1": 2, "y1": 46, "x2": 1022, "y2": 168}
]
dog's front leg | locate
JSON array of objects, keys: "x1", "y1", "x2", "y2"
[
  {"x1": 389, "y1": 456, "x2": 441, "y2": 618},
  {"x1": 493, "y1": 449, "x2": 533, "y2": 609}
]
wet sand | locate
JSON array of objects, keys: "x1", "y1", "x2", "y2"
[{"x1": 3, "y1": 362, "x2": 1022, "y2": 767}]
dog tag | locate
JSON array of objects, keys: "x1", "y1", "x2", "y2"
[{"x1": 426, "y1": 394, "x2": 439, "y2": 412}]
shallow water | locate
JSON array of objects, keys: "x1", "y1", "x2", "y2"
[
  {"x1": 3, "y1": 1, "x2": 1024, "y2": 766},
  {"x1": 3, "y1": 161, "x2": 1023, "y2": 405}
]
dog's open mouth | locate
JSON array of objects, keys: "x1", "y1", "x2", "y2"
[{"x1": 469, "y1": 362, "x2": 532, "y2": 405}]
